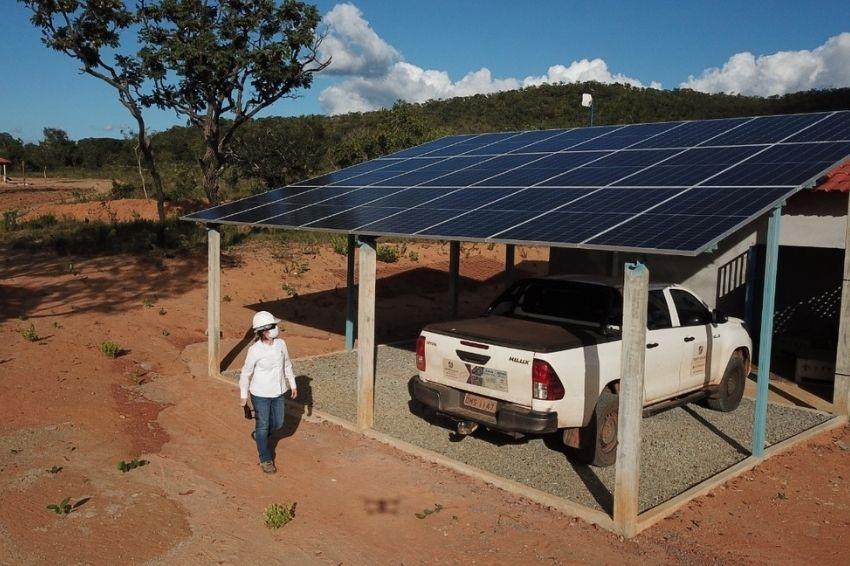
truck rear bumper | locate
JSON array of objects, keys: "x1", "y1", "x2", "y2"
[{"x1": 409, "y1": 375, "x2": 558, "y2": 435}]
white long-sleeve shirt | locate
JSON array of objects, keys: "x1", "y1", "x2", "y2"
[{"x1": 239, "y1": 338, "x2": 297, "y2": 399}]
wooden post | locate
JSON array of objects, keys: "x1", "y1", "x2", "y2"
[
  {"x1": 207, "y1": 225, "x2": 221, "y2": 378},
  {"x1": 834, "y1": 194, "x2": 850, "y2": 416},
  {"x1": 356, "y1": 237, "x2": 377, "y2": 429},
  {"x1": 613, "y1": 261, "x2": 648, "y2": 538},
  {"x1": 449, "y1": 241, "x2": 460, "y2": 317}
]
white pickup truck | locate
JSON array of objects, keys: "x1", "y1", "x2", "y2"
[{"x1": 409, "y1": 275, "x2": 752, "y2": 467}]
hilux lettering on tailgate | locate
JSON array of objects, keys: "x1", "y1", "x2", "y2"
[
  {"x1": 509, "y1": 356, "x2": 530, "y2": 365},
  {"x1": 441, "y1": 359, "x2": 508, "y2": 391}
]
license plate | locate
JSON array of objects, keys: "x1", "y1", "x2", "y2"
[{"x1": 463, "y1": 392, "x2": 497, "y2": 413}]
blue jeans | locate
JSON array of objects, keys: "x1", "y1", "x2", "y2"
[{"x1": 251, "y1": 394, "x2": 285, "y2": 463}]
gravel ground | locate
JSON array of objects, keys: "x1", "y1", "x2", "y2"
[{"x1": 278, "y1": 344, "x2": 832, "y2": 514}]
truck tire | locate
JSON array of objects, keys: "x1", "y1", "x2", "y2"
[
  {"x1": 573, "y1": 390, "x2": 619, "y2": 467},
  {"x1": 706, "y1": 353, "x2": 746, "y2": 412}
]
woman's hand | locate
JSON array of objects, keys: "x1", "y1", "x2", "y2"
[{"x1": 290, "y1": 388, "x2": 298, "y2": 400}]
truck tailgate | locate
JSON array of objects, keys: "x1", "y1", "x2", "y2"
[{"x1": 421, "y1": 316, "x2": 597, "y2": 406}]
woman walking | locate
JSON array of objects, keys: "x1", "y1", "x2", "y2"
[{"x1": 239, "y1": 311, "x2": 298, "y2": 474}]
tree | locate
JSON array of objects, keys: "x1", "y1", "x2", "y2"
[
  {"x1": 136, "y1": 0, "x2": 329, "y2": 204},
  {"x1": 20, "y1": 0, "x2": 169, "y2": 225},
  {"x1": 40, "y1": 128, "x2": 75, "y2": 170}
]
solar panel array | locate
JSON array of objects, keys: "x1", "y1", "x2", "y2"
[{"x1": 183, "y1": 111, "x2": 850, "y2": 256}]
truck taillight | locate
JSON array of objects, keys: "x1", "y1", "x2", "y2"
[
  {"x1": 532, "y1": 359, "x2": 564, "y2": 400},
  {"x1": 416, "y1": 335, "x2": 426, "y2": 371}
]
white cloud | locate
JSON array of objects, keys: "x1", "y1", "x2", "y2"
[
  {"x1": 681, "y1": 32, "x2": 850, "y2": 96},
  {"x1": 319, "y1": 3, "x2": 401, "y2": 77},
  {"x1": 523, "y1": 59, "x2": 661, "y2": 90}
]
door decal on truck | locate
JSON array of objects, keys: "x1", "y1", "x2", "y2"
[
  {"x1": 442, "y1": 359, "x2": 508, "y2": 391},
  {"x1": 691, "y1": 344, "x2": 707, "y2": 375}
]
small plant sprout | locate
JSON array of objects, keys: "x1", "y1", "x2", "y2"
[
  {"x1": 46, "y1": 466, "x2": 63, "y2": 474},
  {"x1": 19, "y1": 324, "x2": 40, "y2": 342},
  {"x1": 47, "y1": 497, "x2": 73, "y2": 515},
  {"x1": 158, "y1": 307, "x2": 167, "y2": 315},
  {"x1": 222, "y1": 295, "x2": 232, "y2": 302},
  {"x1": 117, "y1": 458, "x2": 149, "y2": 473},
  {"x1": 415, "y1": 503, "x2": 444, "y2": 519},
  {"x1": 264, "y1": 502, "x2": 296, "y2": 529},
  {"x1": 161, "y1": 328, "x2": 170, "y2": 336},
  {"x1": 282, "y1": 282, "x2": 299, "y2": 297},
  {"x1": 376, "y1": 244, "x2": 399, "y2": 263},
  {"x1": 100, "y1": 341, "x2": 121, "y2": 358},
  {"x1": 142, "y1": 295, "x2": 157, "y2": 308}
]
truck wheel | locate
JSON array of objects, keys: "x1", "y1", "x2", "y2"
[
  {"x1": 706, "y1": 353, "x2": 746, "y2": 412},
  {"x1": 573, "y1": 390, "x2": 619, "y2": 467}
]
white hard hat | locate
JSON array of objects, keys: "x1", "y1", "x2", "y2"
[{"x1": 252, "y1": 310, "x2": 279, "y2": 331}]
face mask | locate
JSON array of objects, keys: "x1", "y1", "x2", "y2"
[{"x1": 266, "y1": 327, "x2": 280, "y2": 339}]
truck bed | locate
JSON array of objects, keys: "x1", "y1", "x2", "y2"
[{"x1": 423, "y1": 315, "x2": 613, "y2": 353}]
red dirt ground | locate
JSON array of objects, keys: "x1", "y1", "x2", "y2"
[{"x1": 1, "y1": 177, "x2": 848, "y2": 565}]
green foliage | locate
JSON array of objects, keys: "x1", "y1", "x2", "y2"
[
  {"x1": 282, "y1": 282, "x2": 299, "y2": 297},
  {"x1": 331, "y1": 235, "x2": 349, "y2": 256},
  {"x1": 19, "y1": 324, "x2": 40, "y2": 342},
  {"x1": 2, "y1": 210, "x2": 18, "y2": 232},
  {"x1": 117, "y1": 458, "x2": 149, "y2": 473},
  {"x1": 415, "y1": 503, "x2": 444, "y2": 519},
  {"x1": 100, "y1": 341, "x2": 121, "y2": 358},
  {"x1": 264, "y1": 502, "x2": 296, "y2": 529},
  {"x1": 110, "y1": 180, "x2": 145, "y2": 199},
  {"x1": 376, "y1": 244, "x2": 400, "y2": 263},
  {"x1": 117, "y1": 459, "x2": 148, "y2": 472},
  {"x1": 47, "y1": 497, "x2": 73, "y2": 515}
]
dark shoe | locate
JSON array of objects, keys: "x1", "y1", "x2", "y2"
[{"x1": 260, "y1": 461, "x2": 276, "y2": 474}]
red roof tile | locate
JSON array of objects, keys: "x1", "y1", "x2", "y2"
[{"x1": 815, "y1": 159, "x2": 850, "y2": 192}]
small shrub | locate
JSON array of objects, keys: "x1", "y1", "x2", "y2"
[
  {"x1": 408, "y1": 251, "x2": 419, "y2": 262},
  {"x1": 19, "y1": 324, "x2": 40, "y2": 342},
  {"x1": 117, "y1": 458, "x2": 149, "y2": 473},
  {"x1": 376, "y1": 244, "x2": 399, "y2": 263},
  {"x1": 142, "y1": 295, "x2": 157, "y2": 307},
  {"x1": 2, "y1": 210, "x2": 18, "y2": 232},
  {"x1": 264, "y1": 502, "x2": 296, "y2": 529},
  {"x1": 331, "y1": 235, "x2": 349, "y2": 256},
  {"x1": 47, "y1": 497, "x2": 72, "y2": 515},
  {"x1": 100, "y1": 341, "x2": 121, "y2": 358},
  {"x1": 282, "y1": 282, "x2": 299, "y2": 297}
]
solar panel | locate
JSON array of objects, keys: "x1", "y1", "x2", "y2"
[{"x1": 182, "y1": 110, "x2": 850, "y2": 256}]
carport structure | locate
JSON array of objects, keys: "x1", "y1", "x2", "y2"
[{"x1": 183, "y1": 110, "x2": 850, "y2": 537}]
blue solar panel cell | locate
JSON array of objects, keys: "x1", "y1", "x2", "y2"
[
  {"x1": 183, "y1": 110, "x2": 850, "y2": 256},
  {"x1": 384, "y1": 135, "x2": 477, "y2": 158},
  {"x1": 615, "y1": 146, "x2": 764, "y2": 186},
  {"x1": 480, "y1": 187, "x2": 593, "y2": 211},
  {"x1": 573, "y1": 122, "x2": 681, "y2": 151},
  {"x1": 358, "y1": 207, "x2": 469, "y2": 234},
  {"x1": 786, "y1": 111, "x2": 850, "y2": 142},
  {"x1": 708, "y1": 113, "x2": 828, "y2": 146},
  {"x1": 629, "y1": 117, "x2": 751, "y2": 149},
  {"x1": 707, "y1": 141, "x2": 850, "y2": 186}
]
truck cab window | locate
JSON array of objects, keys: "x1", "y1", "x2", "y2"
[{"x1": 670, "y1": 288, "x2": 710, "y2": 327}]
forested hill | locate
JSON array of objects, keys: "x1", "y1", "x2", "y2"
[{"x1": 3, "y1": 83, "x2": 849, "y2": 200}]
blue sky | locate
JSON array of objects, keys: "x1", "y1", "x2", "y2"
[{"x1": 2, "y1": 0, "x2": 849, "y2": 143}]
